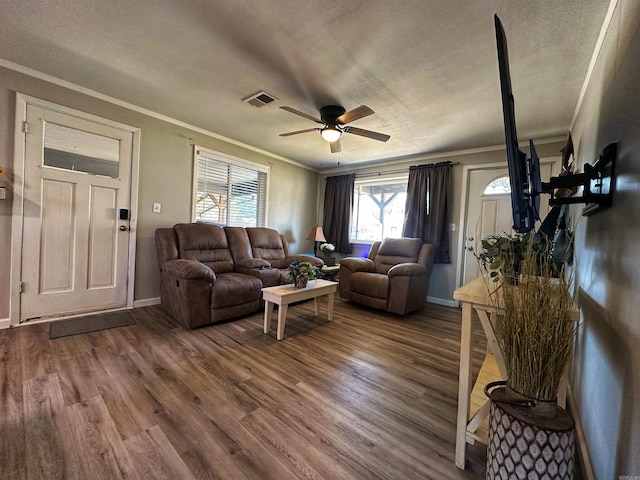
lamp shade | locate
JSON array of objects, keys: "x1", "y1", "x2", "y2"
[{"x1": 307, "y1": 226, "x2": 327, "y2": 242}]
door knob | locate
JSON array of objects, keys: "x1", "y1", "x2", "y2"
[
  {"x1": 468, "y1": 236, "x2": 474, "y2": 241},
  {"x1": 119, "y1": 225, "x2": 128, "y2": 231},
  {"x1": 467, "y1": 246, "x2": 474, "y2": 251}
]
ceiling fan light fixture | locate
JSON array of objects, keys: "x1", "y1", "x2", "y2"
[
  {"x1": 321, "y1": 127, "x2": 341, "y2": 143},
  {"x1": 280, "y1": 105, "x2": 389, "y2": 152}
]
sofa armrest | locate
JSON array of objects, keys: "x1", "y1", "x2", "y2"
[
  {"x1": 387, "y1": 262, "x2": 432, "y2": 315},
  {"x1": 285, "y1": 255, "x2": 324, "y2": 267},
  {"x1": 236, "y1": 258, "x2": 271, "y2": 269},
  {"x1": 163, "y1": 259, "x2": 216, "y2": 282},
  {"x1": 388, "y1": 263, "x2": 427, "y2": 278},
  {"x1": 340, "y1": 257, "x2": 375, "y2": 273},
  {"x1": 338, "y1": 257, "x2": 374, "y2": 300}
]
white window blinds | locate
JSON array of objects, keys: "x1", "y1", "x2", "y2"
[{"x1": 193, "y1": 148, "x2": 268, "y2": 226}]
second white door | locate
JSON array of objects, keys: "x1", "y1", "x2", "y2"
[{"x1": 461, "y1": 162, "x2": 554, "y2": 285}]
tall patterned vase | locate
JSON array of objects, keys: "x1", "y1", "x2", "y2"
[{"x1": 486, "y1": 381, "x2": 575, "y2": 480}]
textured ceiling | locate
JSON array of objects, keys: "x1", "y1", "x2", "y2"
[{"x1": 0, "y1": 0, "x2": 611, "y2": 170}]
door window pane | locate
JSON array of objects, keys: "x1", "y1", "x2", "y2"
[
  {"x1": 44, "y1": 123, "x2": 120, "y2": 178},
  {"x1": 483, "y1": 176, "x2": 511, "y2": 195}
]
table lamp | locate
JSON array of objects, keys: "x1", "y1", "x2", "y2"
[{"x1": 306, "y1": 226, "x2": 326, "y2": 256}]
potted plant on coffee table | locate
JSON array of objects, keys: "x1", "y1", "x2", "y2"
[{"x1": 287, "y1": 261, "x2": 318, "y2": 288}]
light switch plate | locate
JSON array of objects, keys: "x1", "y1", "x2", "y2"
[
  {"x1": 152, "y1": 202, "x2": 162, "y2": 213},
  {"x1": 0, "y1": 187, "x2": 5, "y2": 200}
]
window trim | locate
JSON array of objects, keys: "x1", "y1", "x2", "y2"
[
  {"x1": 191, "y1": 146, "x2": 270, "y2": 225},
  {"x1": 350, "y1": 173, "x2": 409, "y2": 243}
]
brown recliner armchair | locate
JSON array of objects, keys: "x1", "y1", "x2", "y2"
[
  {"x1": 155, "y1": 223, "x2": 263, "y2": 328},
  {"x1": 338, "y1": 237, "x2": 436, "y2": 315}
]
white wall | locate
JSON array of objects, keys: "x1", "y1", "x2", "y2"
[{"x1": 570, "y1": 0, "x2": 640, "y2": 477}]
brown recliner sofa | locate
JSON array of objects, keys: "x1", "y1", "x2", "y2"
[
  {"x1": 338, "y1": 237, "x2": 436, "y2": 315},
  {"x1": 155, "y1": 223, "x2": 323, "y2": 328}
]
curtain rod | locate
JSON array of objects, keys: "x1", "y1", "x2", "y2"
[{"x1": 354, "y1": 161, "x2": 460, "y2": 179}]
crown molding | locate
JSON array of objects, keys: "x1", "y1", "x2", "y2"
[
  {"x1": 0, "y1": 58, "x2": 317, "y2": 172},
  {"x1": 320, "y1": 136, "x2": 567, "y2": 175},
  {"x1": 569, "y1": 0, "x2": 619, "y2": 130}
]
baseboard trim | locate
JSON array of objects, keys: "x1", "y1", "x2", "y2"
[
  {"x1": 134, "y1": 297, "x2": 161, "y2": 308},
  {"x1": 426, "y1": 296, "x2": 456, "y2": 308},
  {"x1": 567, "y1": 387, "x2": 595, "y2": 480},
  {"x1": 0, "y1": 318, "x2": 11, "y2": 329}
]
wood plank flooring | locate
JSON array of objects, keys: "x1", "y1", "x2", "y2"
[{"x1": 0, "y1": 298, "x2": 489, "y2": 479}]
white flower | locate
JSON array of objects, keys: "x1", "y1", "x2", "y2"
[{"x1": 320, "y1": 243, "x2": 335, "y2": 253}]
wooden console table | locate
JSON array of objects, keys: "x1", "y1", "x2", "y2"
[{"x1": 453, "y1": 276, "x2": 578, "y2": 470}]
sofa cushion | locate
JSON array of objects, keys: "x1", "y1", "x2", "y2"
[
  {"x1": 351, "y1": 272, "x2": 389, "y2": 299},
  {"x1": 374, "y1": 237, "x2": 423, "y2": 274},
  {"x1": 224, "y1": 226, "x2": 253, "y2": 263},
  {"x1": 155, "y1": 228, "x2": 179, "y2": 266},
  {"x1": 246, "y1": 227, "x2": 288, "y2": 269},
  {"x1": 174, "y1": 223, "x2": 235, "y2": 274},
  {"x1": 210, "y1": 273, "x2": 262, "y2": 308}
]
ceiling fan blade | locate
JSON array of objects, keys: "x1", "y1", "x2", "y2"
[
  {"x1": 279, "y1": 128, "x2": 320, "y2": 137},
  {"x1": 280, "y1": 106, "x2": 323, "y2": 124},
  {"x1": 343, "y1": 126, "x2": 390, "y2": 142},
  {"x1": 330, "y1": 138, "x2": 342, "y2": 153},
  {"x1": 336, "y1": 105, "x2": 374, "y2": 124}
]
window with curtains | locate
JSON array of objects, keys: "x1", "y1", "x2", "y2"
[
  {"x1": 350, "y1": 176, "x2": 408, "y2": 242},
  {"x1": 192, "y1": 147, "x2": 268, "y2": 226}
]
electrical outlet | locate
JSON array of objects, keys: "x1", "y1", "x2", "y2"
[
  {"x1": 152, "y1": 202, "x2": 162, "y2": 213},
  {"x1": 449, "y1": 223, "x2": 456, "y2": 232},
  {"x1": 0, "y1": 187, "x2": 5, "y2": 200}
]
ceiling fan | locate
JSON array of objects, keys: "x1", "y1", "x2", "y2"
[{"x1": 279, "y1": 105, "x2": 390, "y2": 153}]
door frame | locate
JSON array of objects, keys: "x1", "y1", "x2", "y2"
[
  {"x1": 455, "y1": 157, "x2": 560, "y2": 303},
  {"x1": 10, "y1": 93, "x2": 141, "y2": 325}
]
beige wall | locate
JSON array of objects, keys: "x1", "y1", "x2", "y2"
[
  {"x1": 318, "y1": 140, "x2": 564, "y2": 302},
  {"x1": 0, "y1": 66, "x2": 319, "y2": 317},
  {"x1": 569, "y1": 0, "x2": 640, "y2": 477}
]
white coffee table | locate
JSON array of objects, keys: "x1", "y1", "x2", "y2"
[{"x1": 262, "y1": 279, "x2": 338, "y2": 340}]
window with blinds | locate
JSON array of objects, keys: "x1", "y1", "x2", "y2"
[{"x1": 192, "y1": 147, "x2": 268, "y2": 226}]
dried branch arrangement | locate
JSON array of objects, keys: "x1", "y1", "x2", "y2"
[{"x1": 494, "y1": 239, "x2": 575, "y2": 401}]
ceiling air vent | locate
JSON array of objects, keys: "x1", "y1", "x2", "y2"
[{"x1": 243, "y1": 91, "x2": 278, "y2": 107}]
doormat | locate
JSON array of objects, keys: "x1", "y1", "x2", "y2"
[{"x1": 50, "y1": 312, "x2": 135, "y2": 339}]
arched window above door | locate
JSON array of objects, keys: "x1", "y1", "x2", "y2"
[{"x1": 483, "y1": 176, "x2": 511, "y2": 195}]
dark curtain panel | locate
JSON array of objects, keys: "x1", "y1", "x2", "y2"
[
  {"x1": 323, "y1": 174, "x2": 355, "y2": 253},
  {"x1": 402, "y1": 162, "x2": 451, "y2": 263}
]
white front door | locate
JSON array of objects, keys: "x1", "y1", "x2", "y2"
[
  {"x1": 19, "y1": 103, "x2": 136, "y2": 322},
  {"x1": 460, "y1": 162, "x2": 555, "y2": 286}
]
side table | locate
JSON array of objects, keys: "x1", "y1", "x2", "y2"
[{"x1": 321, "y1": 265, "x2": 340, "y2": 282}]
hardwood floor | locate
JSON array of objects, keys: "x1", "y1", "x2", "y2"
[{"x1": 0, "y1": 298, "x2": 489, "y2": 479}]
